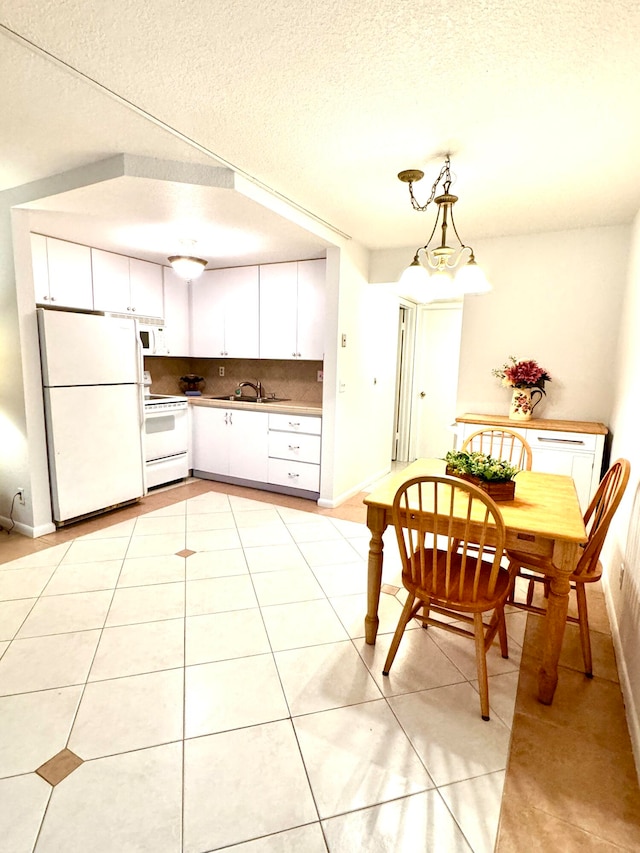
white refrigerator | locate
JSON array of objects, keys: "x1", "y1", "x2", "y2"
[{"x1": 37, "y1": 308, "x2": 146, "y2": 524}]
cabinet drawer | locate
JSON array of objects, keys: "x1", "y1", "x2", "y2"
[
  {"x1": 268, "y1": 431, "x2": 320, "y2": 464},
  {"x1": 268, "y1": 413, "x2": 321, "y2": 435},
  {"x1": 267, "y1": 458, "x2": 320, "y2": 492},
  {"x1": 525, "y1": 429, "x2": 597, "y2": 452}
]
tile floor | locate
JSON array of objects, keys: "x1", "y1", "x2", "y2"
[{"x1": 0, "y1": 480, "x2": 638, "y2": 852}]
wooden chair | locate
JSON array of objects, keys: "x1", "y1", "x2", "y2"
[
  {"x1": 506, "y1": 458, "x2": 630, "y2": 677},
  {"x1": 382, "y1": 475, "x2": 515, "y2": 720},
  {"x1": 461, "y1": 427, "x2": 533, "y2": 471}
]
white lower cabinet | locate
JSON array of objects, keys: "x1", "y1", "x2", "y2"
[
  {"x1": 191, "y1": 407, "x2": 268, "y2": 481},
  {"x1": 458, "y1": 416, "x2": 607, "y2": 512},
  {"x1": 267, "y1": 413, "x2": 322, "y2": 494}
]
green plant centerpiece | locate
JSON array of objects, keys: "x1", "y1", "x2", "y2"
[{"x1": 444, "y1": 450, "x2": 519, "y2": 501}]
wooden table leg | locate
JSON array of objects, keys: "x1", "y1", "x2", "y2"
[
  {"x1": 365, "y1": 505, "x2": 387, "y2": 644},
  {"x1": 538, "y1": 540, "x2": 577, "y2": 704}
]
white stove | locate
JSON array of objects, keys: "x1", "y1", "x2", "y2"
[{"x1": 142, "y1": 393, "x2": 189, "y2": 488}]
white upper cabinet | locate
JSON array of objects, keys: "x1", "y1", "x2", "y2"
[
  {"x1": 162, "y1": 266, "x2": 190, "y2": 356},
  {"x1": 259, "y1": 259, "x2": 325, "y2": 359},
  {"x1": 92, "y1": 249, "x2": 164, "y2": 319},
  {"x1": 190, "y1": 266, "x2": 259, "y2": 358},
  {"x1": 32, "y1": 235, "x2": 93, "y2": 310}
]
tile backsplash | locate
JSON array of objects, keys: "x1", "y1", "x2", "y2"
[{"x1": 144, "y1": 357, "x2": 324, "y2": 404}]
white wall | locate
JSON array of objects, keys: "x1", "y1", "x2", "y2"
[{"x1": 601, "y1": 208, "x2": 640, "y2": 767}]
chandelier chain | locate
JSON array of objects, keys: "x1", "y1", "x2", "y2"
[{"x1": 407, "y1": 156, "x2": 453, "y2": 211}]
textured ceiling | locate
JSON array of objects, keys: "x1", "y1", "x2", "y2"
[{"x1": 2, "y1": 0, "x2": 640, "y2": 266}]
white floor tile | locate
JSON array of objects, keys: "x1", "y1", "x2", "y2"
[
  {"x1": 329, "y1": 591, "x2": 405, "y2": 639},
  {"x1": 77, "y1": 518, "x2": 137, "y2": 539},
  {"x1": 322, "y1": 789, "x2": 471, "y2": 852},
  {"x1": 125, "y1": 532, "x2": 186, "y2": 559},
  {"x1": 429, "y1": 623, "x2": 522, "y2": 679},
  {"x1": 185, "y1": 575, "x2": 258, "y2": 616},
  {"x1": 261, "y1": 599, "x2": 350, "y2": 651},
  {"x1": 183, "y1": 721, "x2": 317, "y2": 852},
  {"x1": 0, "y1": 598, "x2": 36, "y2": 641},
  {"x1": 228, "y1": 823, "x2": 327, "y2": 853},
  {"x1": 185, "y1": 609, "x2": 270, "y2": 665},
  {"x1": 185, "y1": 548, "x2": 248, "y2": 580},
  {"x1": 276, "y1": 505, "x2": 320, "y2": 523},
  {"x1": 61, "y1": 537, "x2": 131, "y2": 565},
  {"x1": 133, "y1": 515, "x2": 186, "y2": 536},
  {"x1": 355, "y1": 628, "x2": 466, "y2": 696},
  {"x1": 285, "y1": 520, "x2": 342, "y2": 543},
  {"x1": 37, "y1": 742, "x2": 183, "y2": 853},
  {"x1": 89, "y1": 618, "x2": 185, "y2": 681},
  {"x1": 0, "y1": 685, "x2": 82, "y2": 777},
  {"x1": 42, "y1": 560, "x2": 122, "y2": 595},
  {"x1": 0, "y1": 774, "x2": 51, "y2": 853},
  {"x1": 293, "y1": 699, "x2": 433, "y2": 818},
  {"x1": 16, "y1": 590, "x2": 113, "y2": 638},
  {"x1": 117, "y1": 554, "x2": 185, "y2": 587},
  {"x1": 297, "y1": 539, "x2": 362, "y2": 567},
  {"x1": 186, "y1": 527, "x2": 242, "y2": 552},
  {"x1": 69, "y1": 669, "x2": 184, "y2": 759},
  {"x1": 1, "y1": 543, "x2": 69, "y2": 570},
  {"x1": 439, "y1": 770, "x2": 506, "y2": 853},
  {"x1": 233, "y1": 509, "x2": 283, "y2": 528},
  {"x1": 388, "y1": 683, "x2": 512, "y2": 787},
  {"x1": 329, "y1": 518, "x2": 369, "y2": 537},
  {"x1": 471, "y1": 670, "x2": 520, "y2": 729},
  {"x1": 186, "y1": 493, "x2": 231, "y2": 513},
  {"x1": 252, "y1": 567, "x2": 324, "y2": 606},
  {"x1": 310, "y1": 561, "x2": 368, "y2": 597},
  {"x1": 244, "y1": 543, "x2": 309, "y2": 573},
  {"x1": 0, "y1": 566, "x2": 56, "y2": 601},
  {"x1": 0, "y1": 630, "x2": 100, "y2": 695},
  {"x1": 106, "y1": 582, "x2": 185, "y2": 626},
  {"x1": 143, "y1": 502, "x2": 188, "y2": 518},
  {"x1": 275, "y1": 640, "x2": 382, "y2": 716},
  {"x1": 229, "y1": 495, "x2": 274, "y2": 512},
  {"x1": 238, "y1": 523, "x2": 294, "y2": 548},
  {"x1": 185, "y1": 510, "x2": 236, "y2": 531},
  {"x1": 185, "y1": 654, "x2": 289, "y2": 737}
]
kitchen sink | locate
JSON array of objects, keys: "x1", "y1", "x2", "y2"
[{"x1": 205, "y1": 395, "x2": 291, "y2": 404}]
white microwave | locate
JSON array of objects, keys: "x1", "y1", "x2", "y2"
[{"x1": 138, "y1": 323, "x2": 169, "y2": 356}]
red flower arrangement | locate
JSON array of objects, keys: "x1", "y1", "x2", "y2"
[{"x1": 492, "y1": 357, "x2": 552, "y2": 393}]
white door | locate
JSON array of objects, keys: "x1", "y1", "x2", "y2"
[
  {"x1": 191, "y1": 406, "x2": 230, "y2": 474},
  {"x1": 92, "y1": 249, "x2": 131, "y2": 313},
  {"x1": 410, "y1": 303, "x2": 463, "y2": 460},
  {"x1": 223, "y1": 266, "x2": 260, "y2": 358},
  {"x1": 190, "y1": 271, "x2": 226, "y2": 357},
  {"x1": 130, "y1": 258, "x2": 164, "y2": 318},
  {"x1": 259, "y1": 262, "x2": 298, "y2": 359},
  {"x1": 228, "y1": 409, "x2": 269, "y2": 480},
  {"x1": 296, "y1": 259, "x2": 325, "y2": 359}
]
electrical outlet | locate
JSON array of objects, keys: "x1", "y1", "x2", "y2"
[
  {"x1": 317, "y1": 370, "x2": 323, "y2": 382},
  {"x1": 219, "y1": 366, "x2": 225, "y2": 377},
  {"x1": 620, "y1": 562, "x2": 625, "y2": 589},
  {"x1": 17, "y1": 488, "x2": 25, "y2": 505}
]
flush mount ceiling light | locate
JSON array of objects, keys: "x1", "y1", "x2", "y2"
[
  {"x1": 397, "y1": 155, "x2": 491, "y2": 302},
  {"x1": 168, "y1": 254, "x2": 208, "y2": 281}
]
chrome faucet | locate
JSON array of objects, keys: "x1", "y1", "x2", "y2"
[{"x1": 237, "y1": 380, "x2": 263, "y2": 399}]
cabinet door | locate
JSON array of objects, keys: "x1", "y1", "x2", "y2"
[
  {"x1": 46, "y1": 238, "x2": 93, "y2": 310},
  {"x1": 530, "y1": 448, "x2": 594, "y2": 512},
  {"x1": 190, "y1": 270, "x2": 226, "y2": 357},
  {"x1": 130, "y1": 258, "x2": 164, "y2": 319},
  {"x1": 223, "y1": 266, "x2": 260, "y2": 358},
  {"x1": 191, "y1": 407, "x2": 229, "y2": 474},
  {"x1": 31, "y1": 234, "x2": 50, "y2": 304},
  {"x1": 163, "y1": 267, "x2": 190, "y2": 356},
  {"x1": 228, "y1": 409, "x2": 268, "y2": 480},
  {"x1": 92, "y1": 249, "x2": 130, "y2": 312},
  {"x1": 296, "y1": 259, "x2": 325, "y2": 359},
  {"x1": 259, "y1": 262, "x2": 298, "y2": 359}
]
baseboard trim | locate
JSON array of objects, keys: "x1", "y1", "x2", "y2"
[
  {"x1": 0, "y1": 516, "x2": 56, "y2": 538},
  {"x1": 603, "y1": 576, "x2": 640, "y2": 784},
  {"x1": 318, "y1": 465, "x2": 391, "y2": 509}
]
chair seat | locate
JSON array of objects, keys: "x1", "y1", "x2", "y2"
[{"x1": 406, "y1": 548, "x2": 512, "y2": 611}]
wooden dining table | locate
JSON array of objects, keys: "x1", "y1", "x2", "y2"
[{"x1": 363, "y1": 458, "x2": 588, "y2": 705}]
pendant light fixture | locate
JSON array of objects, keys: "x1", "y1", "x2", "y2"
[
  {"x1": 397, "y1": 155, "x2": 491, "y2": 302},
  {"x1": 168, "y1": 240, "x2": 208, "y2": 281}
]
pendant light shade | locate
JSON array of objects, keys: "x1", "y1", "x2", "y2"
[
  {"x1": 168, "y1": 255, "x2": 208, "y2": 281},
  {"x1": 397, "y1": 156, "x2": 492, "y2": 302}
]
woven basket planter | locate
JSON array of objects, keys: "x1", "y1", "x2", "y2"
[{"x1": 445, "y1": 466, "x2": 516, "y2": 502}]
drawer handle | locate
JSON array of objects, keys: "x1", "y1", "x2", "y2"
[
  {"x1": 288, "y1": 422, "x2": 300, "y2": 428},
  {"x1": 288, "y1": 445, "x2": 300, "y2": 451},
  {"x1": 288, "y1": 472, "x2": 300, "y2": 479},
  {"x1": 536, "y1": 437, "x2": 586, "y2": 445}
]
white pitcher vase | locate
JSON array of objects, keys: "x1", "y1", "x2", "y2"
[{"x1": 509, "y1": 387, "x2": 543, "y2": 420}]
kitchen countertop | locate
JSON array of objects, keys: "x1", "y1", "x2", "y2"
[
  {"x1": 456, "y1": 413, "x2": 608, "y2": 434},
  {"x1": 188, "y1": 396, "x2": 322, "y2": 417}
]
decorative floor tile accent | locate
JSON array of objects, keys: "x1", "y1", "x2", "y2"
[
  {"x1": 381, "y1": 583, "x2": 400, "y2": 595},
  {"x1": 176, "y1": 549, "x2": 196, "y2": 558},
  {"x1": 36, "y1": 748, "x2": 83, "y2": 786}
]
